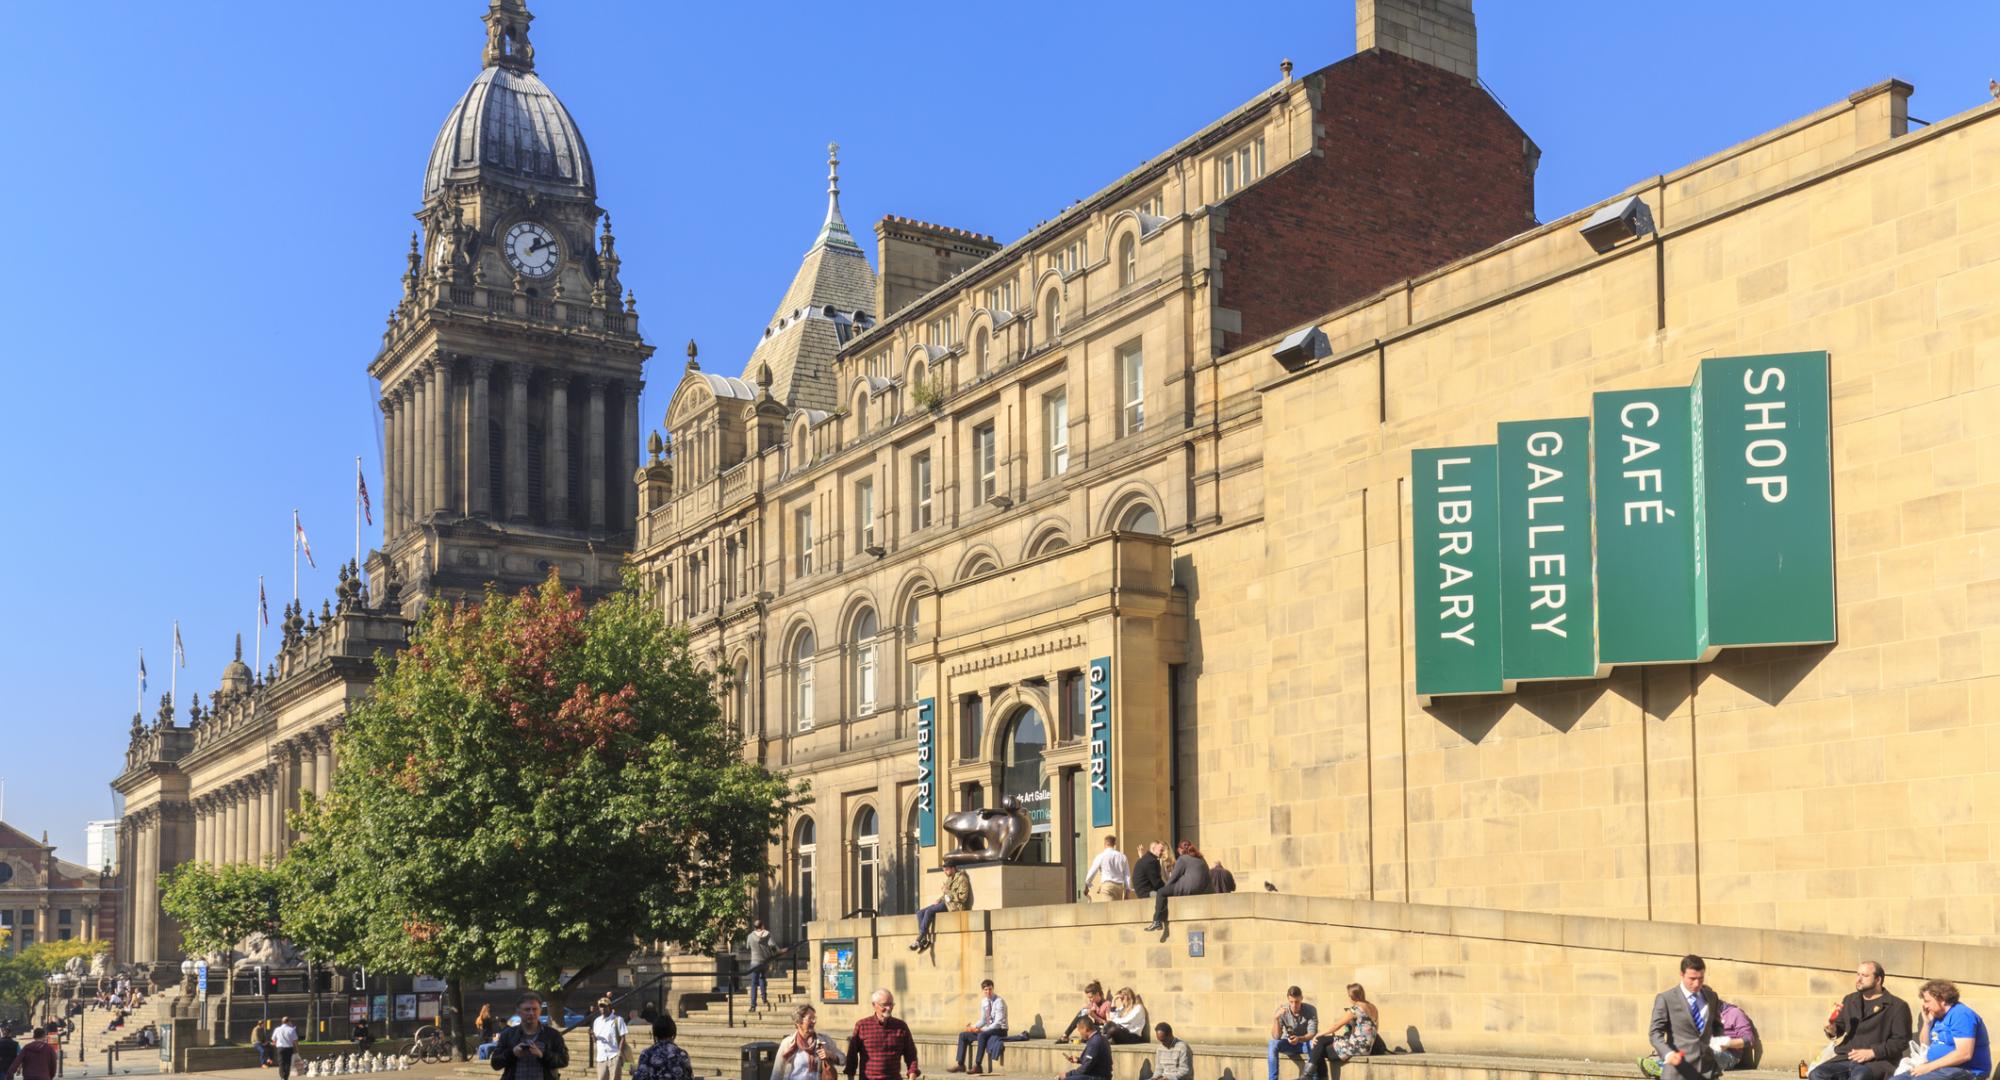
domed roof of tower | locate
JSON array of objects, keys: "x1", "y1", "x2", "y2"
[
  {"x1": 423, "y1": 0, "x2": 594, "y2": 205},
  {"x1": 220, "y1": 633, "x2": 253, "y2": 695}
]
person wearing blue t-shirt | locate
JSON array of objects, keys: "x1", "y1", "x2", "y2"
[{"x1": 1914, "y1": 981, "x2": 1991, "y2": 1080}]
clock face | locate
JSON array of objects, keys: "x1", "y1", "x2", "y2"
[{"x1": 503, "y1": 221, "x2": 560, "y2": 279}]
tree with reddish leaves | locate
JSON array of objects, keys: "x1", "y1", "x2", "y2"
[{"x1": 283, "y1": 571, "x2": 796, "y2": 1055}]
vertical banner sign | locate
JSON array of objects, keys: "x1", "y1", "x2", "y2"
[
  {"x1": 1412, "y1": 446, "x2": 1509, "y2": 698},
  {"x1": 1497, "y1": 418, "x2": 1604, "y2": 681},
  {"x1": 1592, "y1": 387, "x2": 1715, "y2": 665},
  {"x1": 1698, "y1": 352, "x2": 1836, "y2": 645},
  {"x1": 916, "y1": 698, "x2": 936, "y2": 847},
  {"x1": 1088, "y1": 658, "x2": 1113, "y2": 827}
]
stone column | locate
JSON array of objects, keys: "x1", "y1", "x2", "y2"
[
  {"x1": 469, "y1": 360, "x2": 493, "y2": 518},
  {"x1": 506, "y1": 365, "x2": 530, "y2": 521},
  {"x1": 381, "y1": 395, "x2": 400, "y2": 535},
  {"x1": 547, "y1": 375, "x2": 570, "y2": 526},
  {"x1": 245, "y1": 780, "x2": 261, "y2": 866},
  {"x1": 412, "y1": 373, "x2": 431, "y2": 522},
  {"x1": 620, "y1": 381, "x2": 640, "y2": 529},
  {"x1": 235, "y1": 784, "x2": 251, "y2": 865},
  {"x1": 400, "y1": 387, "x2": 418, "y2": 531},
  {"x1": 193, "y1": 800, "x2": 206, "y2": 866},
  {"x1": 299, "y1": 746, "x2": 317, "y2": 816},
  {"x1": 314, "y1": 733, "x2": 332, "y2": 798},
  {"x1": 430, "y1": 359, "x2": 451, "y2": 514},
  {"x1": 587, "y1": 377, "x2": 608, "y2": 531}
]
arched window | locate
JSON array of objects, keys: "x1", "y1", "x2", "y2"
[
  {"x1": 1118, "y1": 503, "x2": 1163, "y2": 536},
  {"x1": 974, "y1": 328, "x2": 990, "y2": 376},
  {"x1": 852, "y1": 389, "x2": 869, "y2": 436},
  {"x1": 1042, "y1": 290, "x2": 1061, "y2": 343},
  {"x1": 794, "y1": 629, "x2": 817, "y2": 731},
  {"x1": 903, "y1": 592, "x2": 926, "y2": 702},
  {"x1": 1001, "y1": 708, "x2": 1050, "y2": 863},
  {"x1": 961, "y1": 557, "x2": 998, "y2": 582},
  {"x1": 1031, "y1": 530, "x2": 1070, "y2": 558},
  {"x1": 794, "y1": 818, "x2": 817, "y2": 941},
  {"x1": 1119, "y1": 234, "x2": 1137, "y2": 287},
  {"x1": 853, "y1": 806, "x2": 880, "y2": 913},
  {"x1": 732, "y1": 661, "x2": 751, "y2": 739},
  {"x1": 852, "y1": 607, "x2": 879, "y2": 716}
]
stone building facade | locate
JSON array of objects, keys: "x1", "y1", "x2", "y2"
[
  {"x1": 631, "y1": 0, "x2": 1539, "y2": 940},
  {"x1": 0, "y1": 821, "x2": 117, "y2": 955},
  {"x1": 108, "y1": 0, "x2": 646, "y2": 975}
]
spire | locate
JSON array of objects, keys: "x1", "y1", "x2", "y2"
[
  {"x1": 234, "y1": 634, "x2": 243, "y2": 661},
  {"x1": 813, "y1": 141, "x2": 862, "y2": 254},
  {"x1": 482, "y1": 0, "x2": 536, "y2": 72}
]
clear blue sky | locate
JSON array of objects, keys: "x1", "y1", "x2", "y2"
[{"x1": 2, "y1": 1, "x2": 1994, "y2": 863}]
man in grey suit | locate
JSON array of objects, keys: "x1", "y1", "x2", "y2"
[{"x1": 1645, "y1": 955, "x2": 1726, "y2": 1080}]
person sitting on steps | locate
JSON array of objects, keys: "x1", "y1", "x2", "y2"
[{"x1": 1056, "y1": 983, "x2": 1113, "y2": 1044}]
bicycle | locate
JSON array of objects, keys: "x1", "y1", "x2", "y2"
[{"x1": 406, "y1": 1025, "x2": 452, "y2": 1064}]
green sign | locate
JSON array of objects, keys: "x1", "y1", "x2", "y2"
[
  {"x1": 1592, "y1": 387, "x2": 1715, "y2": 665},
  {"x1": 1412, "y1": 446, "x2": 1509, "y2": 697},
  {"x1": 1497, "y1": 418, "x2": 1602, "y2": 681},
  {"x1": 1698, "y1": 352, "x2": 1835, "y2": 645}
]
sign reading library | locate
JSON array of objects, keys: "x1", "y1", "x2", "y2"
[{"x1": 1412, "y1": 351, "x2": 1834, "y2": 700}]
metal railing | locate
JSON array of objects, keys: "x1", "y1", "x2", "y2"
[{"x1": 593, "y1": 945, "x2": 806, "y2": 1032}]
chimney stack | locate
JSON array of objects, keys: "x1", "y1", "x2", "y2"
[{"x1": 1355, "y1": 0, "x2": 1476, "y2": 81}]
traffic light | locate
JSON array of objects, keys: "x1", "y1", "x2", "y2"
[
  {"x1": 257, "y1": 965, "x2": 270, "y2": 998},
  {"x1": 268, "y1": 970, "x2": 280, "y2": 996}
]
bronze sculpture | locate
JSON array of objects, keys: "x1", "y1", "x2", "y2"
[{"x1": 940, "y1": 796, "x2": 1033, "y2": 866}]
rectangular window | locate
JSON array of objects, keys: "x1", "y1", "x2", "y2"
[
  {"x1": 1058, "y1": 670, "x2": 1082, "y2": 742},
  {"x1": 1043, "y1": 389, "x2": 1069, "y2": 478},
  {"x1": 858, "y1": 641, "x2": 877, "y2": 715},
  {"x1": 927, "y1": 313, "x2": 958, "y2": 349},
  {"x1": 959, "y1": 695, "x2": 985, "y2": 761},
  {"x1": 795, "y1": 506, "x2": 814, "y2": 576},
  {"x1": 1218, "y1": 135, "x2": 1266, "y2": 197},
  {"x1": 973, "y1": 423, "x2": 997, "y2": 505},
  {"x1": 1133, "y1": 190, "x2": 1165, "y2": 218},
  {"x1": 1052, "y1": 239, "x2": 1087, "y2": 276},
  {"x1": 1118, "y1": 341, "x2": 1145, "y2": 435},
  {"x1": 856, "y1": 478, "x2": 875, "y2": 552},
  {"x1": 57, "y1": 910, "x2": 71, "y2": 926},
  {"x1": 911, "y1": 452, "x2": 933, "y2": 531},
  {"x1": 985, "y1": 281, "x2": 1017, "y2": 315}
]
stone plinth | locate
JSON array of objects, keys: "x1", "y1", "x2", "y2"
[{"x1": 956, "y1": 862, "x2": 1071, "y2": 910}]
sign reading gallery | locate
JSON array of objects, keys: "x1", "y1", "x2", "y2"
[{"x1": 1412, "y1": 352, "x2": 1834, "y2": 700}]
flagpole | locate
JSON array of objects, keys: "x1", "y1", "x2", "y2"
[
  {"x1": 136, "y1": 648, "x2": 144, "y2": 716},
  {"x1": 293, "y1": 509, "x2": 301, "y2": 603},
  {"x1": 169, "y1": 622, "x2": 178, "y2": 715},
  {"x1": 255, "y1": 576, "x2": 265, "y2": 674},
  {"x1": 355, "y1": 456, "x2": 363, "y2": 569}
]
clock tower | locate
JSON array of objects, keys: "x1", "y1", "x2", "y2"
[{"x1": 367, "y1": 0, "x2": 653, "y2": 612}]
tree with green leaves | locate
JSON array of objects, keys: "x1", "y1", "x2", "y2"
[
  {"x1": 160, "y1": 861, "x2": 283, "y2": 1041},
  {"x1": 284, "y1": 571, "x2": 797, "y2": 1056},
  {"x1": 0, "y1": 938, "x2": 107, "y2": 1022}
]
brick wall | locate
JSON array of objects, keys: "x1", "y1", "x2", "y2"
[{"x1": 1216, "y1": 49, "x2": 1537, "y2": 355}]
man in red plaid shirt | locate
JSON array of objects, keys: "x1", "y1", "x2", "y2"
[{"x1": 846, "y1": 989, "x2": 921, "y2": 1080}]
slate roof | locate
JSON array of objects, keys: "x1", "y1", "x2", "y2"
[{"x1": 741, "y1": 162, "x2": 878, "y2": 412}]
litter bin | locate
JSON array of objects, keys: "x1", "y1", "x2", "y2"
[{"x1": 741, "y1": 1040, "x2": 779, "y2": 1080}]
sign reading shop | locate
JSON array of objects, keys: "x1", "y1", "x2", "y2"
[{"x1": 1413, "y1": 352, "x2": 1834, "y2": 700}]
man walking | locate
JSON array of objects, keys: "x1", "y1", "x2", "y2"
[
  {"x1": 8, "y1": 1029, "x2": 56, "y2": 1080},
  {"x1": 951, "y1": 980, "x2": 1008, "y2": 1075},
  {"x1": 0, "y1": 1028, "x2": 19, "y2": 1080},
  {"x1": 274, "y1": 1016, "x2": 301, "y2": 1080},
  {"x1": 748, "y1": 920, "x2": 776, "y2": 1012},
  {"x1": 1082, "y1": 836, "x2": 1131, "y2": 902},
  {"x1": 592, "y1": 995, "x2": 631, "y2": 1080},
  {"x1": 491, "y1": 992, "x2": 570, "y2": 1080},
  {"x1": 1646, "y1": 956, "x2": 1724, "y2": 1080},
  {"x1": 846, "y1": 989, "x2": 920, "y2": 1080},
  {"x1": 1811, "y1": 962, "x2": 1912, "y2": 1080}
]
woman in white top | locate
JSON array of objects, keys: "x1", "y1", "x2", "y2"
[
  {"x1": 775, "y1": 1005, "x2": 845, "y2": 1080},
  {"x1": 1107, "y1": 987, "x2": 1149, "y2": 1045}
]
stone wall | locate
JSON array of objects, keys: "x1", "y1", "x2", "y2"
[{"x1": 811, "y1": 893, "x2": 2000, "y2": 1062}]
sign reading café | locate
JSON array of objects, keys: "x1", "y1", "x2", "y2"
[{"x1": 1412, "y1": 352, "x2": 1835, "y2": 700}]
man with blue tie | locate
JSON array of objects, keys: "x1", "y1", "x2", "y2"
[
  {"x1": 1645, "y1": 956, "x2": 1725, "y2": 1080},
  {"x1": 950, "y1": 980, "x2": 1008, "y2": 1075}
]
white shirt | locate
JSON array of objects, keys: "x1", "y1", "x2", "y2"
[
  {"x1": 273, "y1": 1023, "x2": 298, "y2": 1049},
  {"x1": 1085, "y1": 848, "x2": 1130, "y2": 888},
  {"x1": 972, "y1": 994, "x2": 1009, "y2": 1032},
  {"x1": 592, "y1": 1014, "x2": 629, "y2": 1063}
]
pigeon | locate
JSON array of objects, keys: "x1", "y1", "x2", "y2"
[{"x1": 1263, "y1": 881, "x2": 1279, "y2": 892}]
